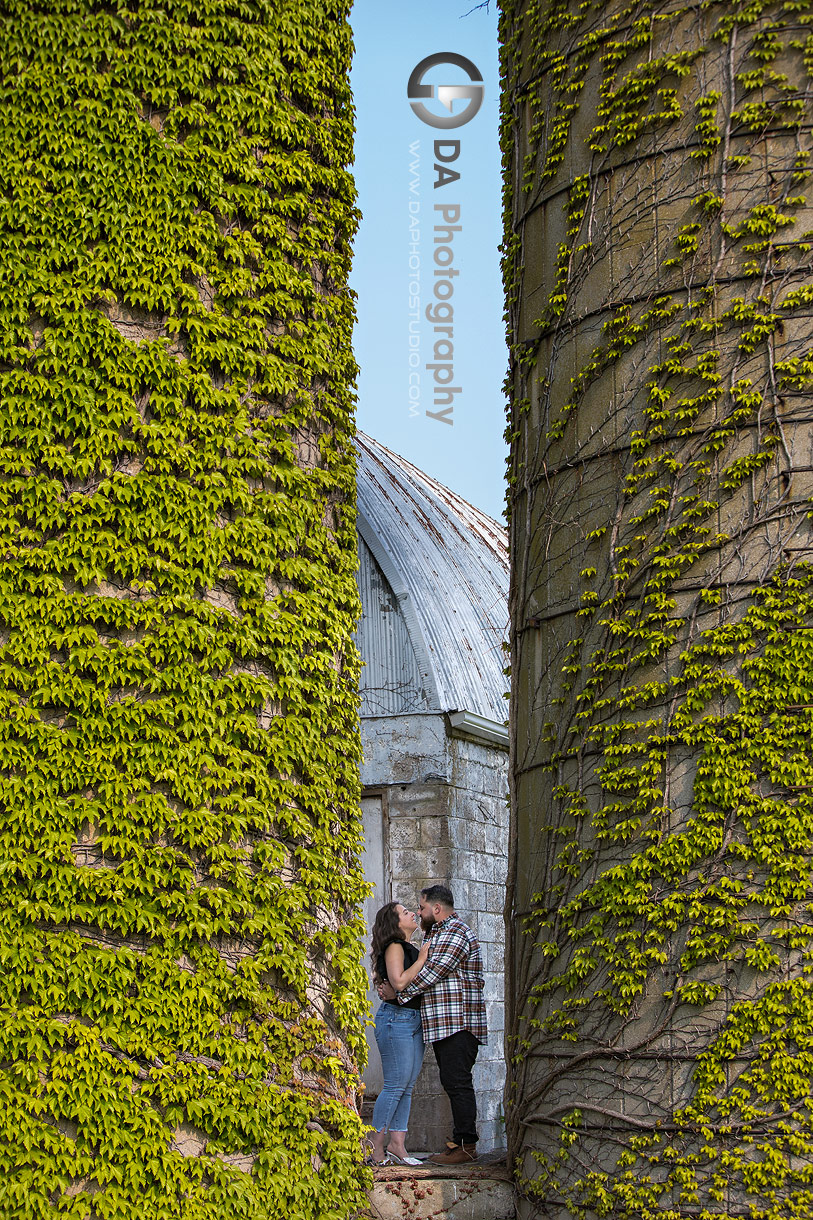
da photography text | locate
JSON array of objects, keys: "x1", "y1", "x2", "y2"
[{"x1": 405, "y1": 52, "x2": 483, "y2": 426}]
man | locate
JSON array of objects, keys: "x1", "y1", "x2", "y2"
[{"x1": 380, "y1": 884, "x2": 487, "y2": 1164}]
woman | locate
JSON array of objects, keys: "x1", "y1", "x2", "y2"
[{"x1": 368, "y1": 901, "x2": 429, "y2": 1165}]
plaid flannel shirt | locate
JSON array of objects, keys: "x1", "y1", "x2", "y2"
[{"x1": 397, "y1": 914, "x2": 487, "y2": 1044}]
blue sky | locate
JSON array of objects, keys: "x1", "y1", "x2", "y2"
[{"x1": 349, "y1": 0, "x2": 507, "y2": 522}]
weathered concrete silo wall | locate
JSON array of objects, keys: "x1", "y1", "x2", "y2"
[{"x1": 502, "y1": 0, "x2": 813, "y2": 1215}]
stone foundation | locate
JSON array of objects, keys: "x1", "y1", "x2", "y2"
[{"x1": 366, "y1": 1162, "x2": 514, "y2": 1220}]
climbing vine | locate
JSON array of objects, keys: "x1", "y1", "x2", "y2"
[
  {"x1": 0, "y1": 2, "x2": 368, "y2": 1217},
  {"x1": 502, "y1": 0, "x2": 813, "y2": 1216}
]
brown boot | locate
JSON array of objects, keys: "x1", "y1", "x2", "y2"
[{"x1": 428, "y1": 1140, "x2": 478, "y2": 1165}]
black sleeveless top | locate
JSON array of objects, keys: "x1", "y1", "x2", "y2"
[{"x1": 377, "y1": 938, "x2": 422, "y2": 1010}]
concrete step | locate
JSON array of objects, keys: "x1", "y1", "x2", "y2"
[{"x1": 365, "y1": 1161, "x2": 514, "y2": 1220}]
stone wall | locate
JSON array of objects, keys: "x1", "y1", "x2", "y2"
[{"x1": 360, "y1": 713, "x2": 508, "y2": 1154}]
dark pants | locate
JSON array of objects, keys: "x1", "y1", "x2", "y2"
[{"x1": 432, "y1": 1029, "x2": 479, "y2": 1145}]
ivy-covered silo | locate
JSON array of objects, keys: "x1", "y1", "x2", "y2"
[
  {"x1": 502, "y1": 1, "x2": 813, "y2": 1216},
  {"x1": 0, "y1": 3, "x2": 368, "y2": 1216}
]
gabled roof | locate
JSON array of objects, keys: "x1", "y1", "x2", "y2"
[{"x1": 356, "y1": 432, "x2": 509, "y2": 725}]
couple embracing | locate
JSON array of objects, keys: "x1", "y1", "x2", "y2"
[{"x1": 368, "y1": 884, "x2": 486, "y2": 1166}]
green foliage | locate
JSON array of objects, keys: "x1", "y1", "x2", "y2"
[
  {"x1": 501, "y1": 0, "x2": 813, "y2": 1214},
  {"x1": 0, "y1": 2, "x2": 368, "y2": 1216}
]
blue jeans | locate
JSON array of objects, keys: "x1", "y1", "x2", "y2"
[{"x1": 372, "y1": 1003, "x2": 425, "y2": 1133}]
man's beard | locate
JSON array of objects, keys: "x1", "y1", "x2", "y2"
[{"x1": 420, "y1": 915, "x2": 436, "y2": 933}]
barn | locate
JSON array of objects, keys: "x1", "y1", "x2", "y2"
[{"x1": 355, "y1": 432, "x2": 509, "y2": 1154}]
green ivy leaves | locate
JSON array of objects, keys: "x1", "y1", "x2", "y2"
[
  {"x1": 502, "y1": 0, "x2": 813, "y2": 1214},
  {"x1": 0, "y1": 2, "x2": 367, "y2": 1216}
]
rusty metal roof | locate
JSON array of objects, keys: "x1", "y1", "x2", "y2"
[{"x1": 356, "y1": 432, "x2": 509, "y2": 724}]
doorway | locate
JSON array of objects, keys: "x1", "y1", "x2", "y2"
[{"x1": 359, "y1": 793, "x2": 387, "y2": 1096}]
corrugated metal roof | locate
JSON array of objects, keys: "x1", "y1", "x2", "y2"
[
  {"x1": 356, "y1": 533, "x2": 432, "y2": 715},
  {"x1": 356, "y1": 432, "x2": 509, "y2": 723}
]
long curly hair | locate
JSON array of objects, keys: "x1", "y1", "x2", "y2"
[{"x1": 370, "y1": 901, "x2": 405, "y2": 974}]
